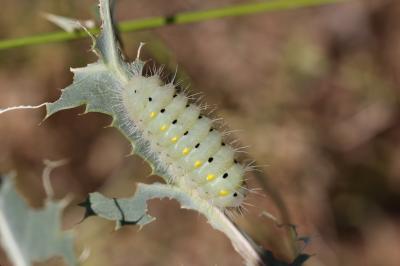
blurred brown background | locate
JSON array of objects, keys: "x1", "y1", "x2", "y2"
[{"x1": 1, "y1": 0, "x2": 400, "y2": 265}]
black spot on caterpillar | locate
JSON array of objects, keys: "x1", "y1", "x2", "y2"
[{"x1": 120, "y1": 70, "x2": 248, "y2": 208}]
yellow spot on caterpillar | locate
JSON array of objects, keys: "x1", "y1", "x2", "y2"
[
  {"x1": 219, "y1": 189, "x2": 229, "y2": 196},
  {"x1": 194, "y1": 160, "x2": 202, "y2": 168},
  {"x1": 182, "y1": 147, "x2": 190, "y2": 155},
  {"x1": 160, "y1": 124, "x2": 168, "y2": 131},
  {"x1": 149, "y1": 111, "x2": 157, "y2": 118},
  {"x1": 171, "y1": 136, "x2": 178, "y2": 143},
  {"x1": 206, "y1": 174, "x2": 215, "y2": 181}
]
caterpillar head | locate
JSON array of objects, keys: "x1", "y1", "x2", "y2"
[
  {"x1": 198, "y1": 163, "x2": 248, "y2": 208},
  {"x1": 212, "y1": 187, "x2": 247, "y2": 208}
]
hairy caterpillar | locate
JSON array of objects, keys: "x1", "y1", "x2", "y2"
[{"x1": 119, "y1": 57, "x2": 248, "y2": 209}]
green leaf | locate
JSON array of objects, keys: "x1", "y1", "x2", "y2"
[
  {"x1": 45, "y1": 0, "x2": 165, "y2": 177},
  {"x1": 80, "y1": 182, "x2": 263, "y2": 265},
  {"x1": 81, "y1": 183, "x2": 222, "y2": 228},
  {"x1": 44, "y1": 13, "x2": 95, "y2": 33},
  {"x1": 81, "y1": 183, "x2": 187, "y2": 229},
  {"x1": 45, "y1": 0, "x2": 263, "y2": 264},
  {"x1": 0, "y1": 176, "x2": 76, "y2": 266}
]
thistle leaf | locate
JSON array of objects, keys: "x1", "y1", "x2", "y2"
[
  {"x1": 43, "y1": 13, "x2": 95, "y2": 33},
  {"x1": 45, "y1": 0, "x2": 263, "y2": 264},
  {"x1": 80, "y1": 182, "x2": 263, "y2": 265},
  {"x1": 0, "y1": 176, "x2": 76, "y2": 266},
  {"x1": 82, "y1": 183, "x2": 202, "y2": 228}
]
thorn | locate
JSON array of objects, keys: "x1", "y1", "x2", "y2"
[
  {"x1": 136, "y1": 42, "x2": 146, "y2": 60},
  {"x1": 78, "y1": 197, "x2": 96, "y2": 219}
]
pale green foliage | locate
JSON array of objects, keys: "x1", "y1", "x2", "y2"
[
  {"x1": 45, "y1": 0, "x2": 262, "y2": 264},
  {"x1": 44, "y1": 13, "x2": 95, "y2": 33},
  {"x1": 86, "y1": 183, "x2": 198, "y2": 228},
  {"x1": 85, "y1": 183, "x2": 229, "y2": 228},
  {"x1": 0, "y1": 176, "x2": 76, "y2": 266}
]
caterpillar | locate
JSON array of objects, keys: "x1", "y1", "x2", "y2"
[{"x1": 119, "y1": 60, "x2": 248, "y2": 209}]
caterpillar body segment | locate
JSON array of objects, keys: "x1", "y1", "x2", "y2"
[
  {"x1": 121, "y1": 74, "x2": 248, "y2": 208},
  {"x1": 122, "y1": 76, "x2": 161, "y2": 119}
]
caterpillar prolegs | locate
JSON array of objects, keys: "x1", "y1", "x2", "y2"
[{"x1": 121, "y1": 67, "x2": 248, "y2": 209}]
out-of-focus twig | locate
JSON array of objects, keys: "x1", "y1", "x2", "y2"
[{"x1": 0, "y1": 0, "x2": 345, "y2": 51}]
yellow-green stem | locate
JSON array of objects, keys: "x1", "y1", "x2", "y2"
[{"x1": 0, "y1": 0, "x2": 345, "y2": 51}]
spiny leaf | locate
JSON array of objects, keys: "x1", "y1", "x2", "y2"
[
  {"x1": 0, "y1": 175, "x2": 76, "y2": 266},
  {"x1": 43, "y1": 13, "x2": 95, "y2": 33},
  {"x1": 45, "y1": 0, "x2": 166, "y2": 178},
  {"x1": 82, "y1": 183, "x2": 198, "y2": 229},
  {"x1": 80, "y1": 182, "x2": 264, "y2": 265},
  {"x1": 45, "y1": 0, "x2": 265, "y2": 264}
]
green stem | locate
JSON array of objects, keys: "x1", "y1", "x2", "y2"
[{"x1": 0, "y1": 0, "x2": 344, "y2": 51}]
